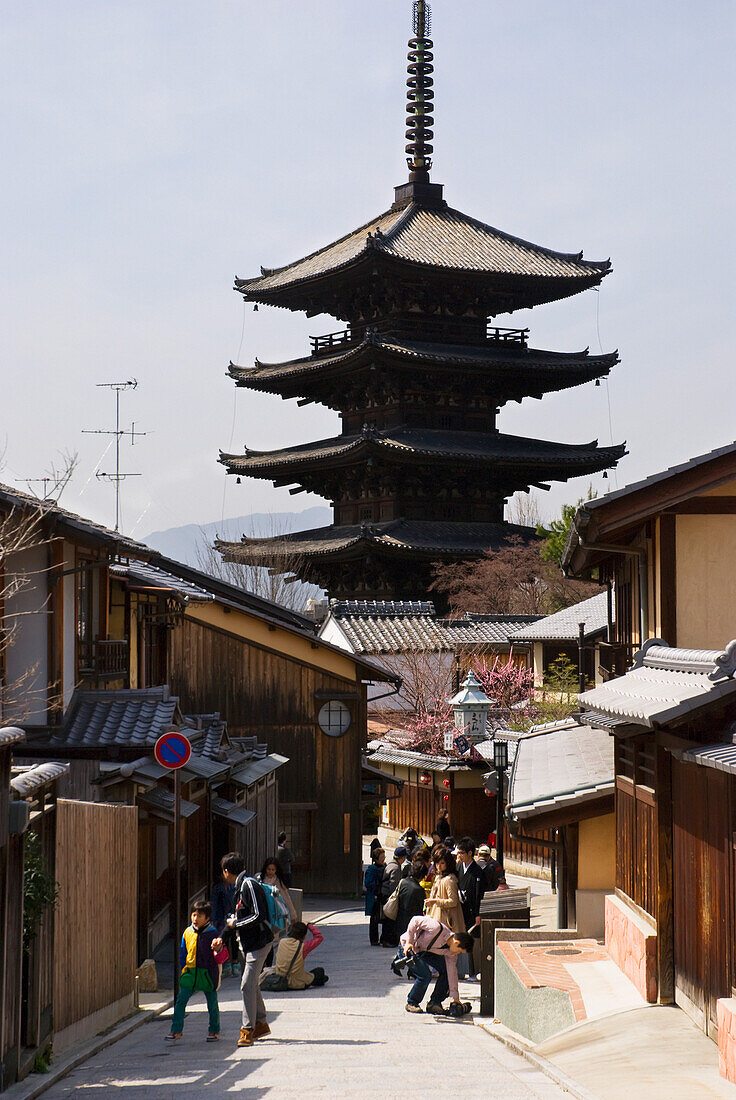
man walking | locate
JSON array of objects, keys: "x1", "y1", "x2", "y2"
[
  {"x1": 222, "y1": 852, "x2": 274, "y2": 1047},
  {"x1": 456, "y1": 838, "x2": 486, "y2": 978}
]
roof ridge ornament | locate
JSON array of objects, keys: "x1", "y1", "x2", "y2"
[{"x1": 710, "y1": 639, "x2": 736, "y2": 682}]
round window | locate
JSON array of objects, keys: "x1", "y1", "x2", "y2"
[{"x1": 318, "y1": 700, "x2": 351, "y2": 737}]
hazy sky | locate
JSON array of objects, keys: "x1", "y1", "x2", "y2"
[{"x1": 3, "y1": 1, "x2": 735, "y2": 539}]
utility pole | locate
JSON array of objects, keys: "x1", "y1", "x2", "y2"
[{"x1": 83, "y1": 380, "x2": 146, "y2": 531}]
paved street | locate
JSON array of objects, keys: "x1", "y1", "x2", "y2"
[{"x1": 42, "y1": 908, "x2": 565, "y2": 1099}]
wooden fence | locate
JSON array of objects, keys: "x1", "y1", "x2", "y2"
[{"x1": 54, "y1": 800, "x2": 137, "y2": 1042}]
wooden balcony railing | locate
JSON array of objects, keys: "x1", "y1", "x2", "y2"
[
  {"x1": 309, "y1": 328, "x2": 360, "y2": 357},
  {"x1": 78, "y1": 638, "x2": 129, "y2": 681},
  {"x1": 486, "y1": 324, "x2": 529, "y2": 347}
]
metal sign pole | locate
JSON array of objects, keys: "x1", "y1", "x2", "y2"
[{"x1": 173, "y1": 767, "x2": 181, "y2": 999}]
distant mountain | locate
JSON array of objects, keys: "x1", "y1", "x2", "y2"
[{"x1": 143, "y1": 507, "x2": 332, "y2": 567}]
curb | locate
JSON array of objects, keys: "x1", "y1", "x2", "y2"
[
  {"x1": 4, "y1": 998, "x2": 173, "y2": 1100},
  {"x1": 474, "y1": 1019, "x2": 597, "y2": 1100}
]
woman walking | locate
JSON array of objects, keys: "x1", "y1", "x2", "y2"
[
  {"x1": 258, "y1": 857, "x2": 297, "y2": 966},
  {"x1": 364, "y1": 847, "x2": 386, "y2": 946},
  {"x1": 425, "y1": 848, "x2": 466, "y2": 933}
]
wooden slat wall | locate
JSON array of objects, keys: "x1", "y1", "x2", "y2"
[
  {"x1": 505, "y1": 829, "x2": 553, "y2": 871},
  {"x1": 615, "y1": 737, "x2": 658, "y2": 918},
  {"x1": 168, "y1": 617, "x2": 365, "y2": 894},
  {"x1": 54, "y1": 800, "x2": 137, "y2": 1034},
  {"x1": 385, "y1": 780, "x2": 443, "y2": 837},
  {"x1": 672, "y1": 761, "x2": 734, "y2": 1036}
]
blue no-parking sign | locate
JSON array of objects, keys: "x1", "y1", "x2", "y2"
[{"x1": 154, "y1": 731, "x2": 192, "y2": 770}]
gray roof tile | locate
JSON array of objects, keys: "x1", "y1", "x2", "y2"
[
  {"x1": 511, "y1": 592, "x2": 610, "y2": 642},
  {"x1": 580, "y1": 639, "x2": 736, "y2": 728},
  {"x1": 507, "y1": 721, "x2": 614, "y2": 819}
]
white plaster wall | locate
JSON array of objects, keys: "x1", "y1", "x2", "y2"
[{"x1": 4, "y1": 543, "x2": 49, "y2": 724}]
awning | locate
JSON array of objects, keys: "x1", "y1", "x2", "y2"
[
  {"x1": 362, "y1": 760, "x2": 403, "y2": 787},
  {"x1": 211, "y1": 796, "x2": 256, "y2": 828},
  {"x1": 679, "y1": 742, "x2": 736, "y2": 777},
  {"x1": 231, "y1": 754, "x2": 289, "y2": 788},
  {"x1": 139, "y1": 787, "x2": 200, "y2": 822}
]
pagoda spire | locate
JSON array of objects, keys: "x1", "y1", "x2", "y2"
[{"x1": 406, "y1": 0, "x2": 434, "y2": 182}]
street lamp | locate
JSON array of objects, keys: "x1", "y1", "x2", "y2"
[
  {"x1": 447, "y1": 670, "x2": 493, "y2": 743},
  {"x1": 493, "y1": 739, "x2": 509, "y2": 871}
]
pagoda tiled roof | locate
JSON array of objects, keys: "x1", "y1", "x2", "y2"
[
  {"x1": 216, "y1": 519, "x2": 537, "y2": 564},
  {"x1": 220, "y1": 428, "x2": 626, "y2": 477},
  {"x1": 235, "y1": 201, "x2": 610, "y2": 304},
  {"x1": 228, "y1": 336, "x2": 618, "y2": 392}
]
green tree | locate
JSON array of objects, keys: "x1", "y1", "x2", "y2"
[{"x1": 537, "y1": 486, "x2": 598, "y2": 567}]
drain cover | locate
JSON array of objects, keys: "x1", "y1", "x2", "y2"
[{"x1": 545, "y1": 947, "x2": 582, "y2": 957}]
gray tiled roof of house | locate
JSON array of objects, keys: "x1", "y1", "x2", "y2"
[
  {"x1": 110, "y1": 560, "x2": 215, "y2": 603},
  {"x1": 365, "y1": 739, "x2": 477, "y2": 772},
  {"x1": 510, "y1": 592, "x2": 609, "y2": 642},
  {"x1": 236, "y1": 202, "x2": 609, "y2": 297},
  {"x1": 54, "y1": 687, "x2": 178, "y2": 749},
  {"x1": 580, "y1": 638, "x2": 736, "y2": 729},
  {"x1": 11, "y1": 762, "x2": 69, "y2": 797},
  {"x1": 323, "y1": 601, "x2": 540, "y2": 655},
  {"x1": 507, "y1": 721, "x2": 614, "y2": 820},
  {"x1": 0, "y1": 727, "x2": 25, "y2": 747}
]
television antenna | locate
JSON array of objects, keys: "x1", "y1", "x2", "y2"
[{"x1": 82, "y1": 380, "x2": 146, "y2": 531}]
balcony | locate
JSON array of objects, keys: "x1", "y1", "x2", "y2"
[
  {"x1": 486, "y1": 324, "x2": 529, "y2": 347},
  {"x1": 78, "y1": 638, "x2": 129, "y2": 682},
  {"x1": 309, "y1": 327, "x2": 361, "y2": 357}
]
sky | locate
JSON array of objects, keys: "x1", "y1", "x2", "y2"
[{"x1": 2, "y1": 0, "x2": 735, "y2": 540}]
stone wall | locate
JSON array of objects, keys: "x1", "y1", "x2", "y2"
[{"x1": 604, "y1": 893, "x2": 657, "y2": 1003}]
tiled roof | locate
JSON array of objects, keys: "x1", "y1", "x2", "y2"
[
  {"x1": 323, "y1": 601, "x2": 540, "y2": 655},
  {"x1": 110, "y1": 561, "x2": 215, "y2": 604},
  {"x1": 11, "y1": 762, "x2": 69, "y2": 798},
  {"x1": 366, "y1": 739, "x2": 477, "y2": 772},
  {"x1": 0, "y1": 482, "x2": 148, "y2": 558},
  {"x1": 579, "y1": 638, "x2": 736, "y2": 729},
  {"x1": 507, "y1": 721, "x2": 614, "y2": 820},
  {"x1": 54, "y1": 687, "x2": 178, "y2": 749},
  {"x1": 218, "y1": 520, "x2": 536, "y2": 563},
  {"x1": 235, "y1": 202, "x2": 609, "y2": 297},
  {"x1": 229, "y1": 336, "x2": 617, "y2": 389},
  {"x1": 220, "y1": 429, "x2": 626, "y2": 476},
  {"x1": 0, "y1": 727, "x2": 25, "y2": 748},
  {"x1": 510, "y1": 592, "x2": 610, "y2": 642},
  {"x1": 680, "y1": 741, "x2": 736, "y2": 778}
]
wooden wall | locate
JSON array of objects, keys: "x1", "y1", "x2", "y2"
[
  {"x1": 168, "y1": 617, "x2": 366, "y2": 894},
  {"x1": 54, "y1": 800, "x2": 137, "y2": 1036},
  {"x1": 615, "y1": 736, "x2": 657, "y2": 917},
  {"x1": 385, "y1": 781, "x2": 444, "y2": 837}
]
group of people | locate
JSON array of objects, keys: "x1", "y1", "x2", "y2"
[
  {"x1": 168, "y1": 838, "x2": 328, "y2": 1047},
  {"x1": 364, "y1": 817, "x2": 506, "y2": 1016}
]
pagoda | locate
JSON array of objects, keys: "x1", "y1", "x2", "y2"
[{"x1": 217, "y1": 1, "x2": 625, "y2": 601}]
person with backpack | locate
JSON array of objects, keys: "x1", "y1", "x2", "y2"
[
  {"x1": 222, "y1": 852, "x2": 274, "y2": 1047},
  {"x1": 258, "y1": 857, "x2": 296, "y2": 965}
]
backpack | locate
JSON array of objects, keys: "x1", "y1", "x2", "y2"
[{"x1": 260, "y1": 882, "x2": 290, "y2": 933}]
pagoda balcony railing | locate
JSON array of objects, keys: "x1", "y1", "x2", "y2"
[
  {"x1": 310, "y1": 327, "x2": 361, "y2": 357},
  {"x1": 486, "y1": 324, "x2": 529, "y2": 347}
]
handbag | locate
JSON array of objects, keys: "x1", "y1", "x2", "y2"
[
  {"x1": 382, "y1": 882, "x2": 401, "y2": 921},
  {"x1": 260, "y1": 940, "x2": 302, "y2": 992}
]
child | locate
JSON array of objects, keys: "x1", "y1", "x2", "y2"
[
  {"x1": 166, "y1": 902, "x2": 226, "y2": 1042},
  {"x1": 271, "y1": 921, "x2": 328, "y2": 989}
]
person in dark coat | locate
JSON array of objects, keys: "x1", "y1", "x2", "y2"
[
  {"x1": 456, "y1": 837, "x2": 486, "y2": 978},
  {"x1": 380, "y1": 846, "x2": 408, "y2": 947},
  {"x1": 395, "y1": 862, "x2": 428, "y2": 937},
  {"x1": 435, "y1": 809, "x2": 451, "y2": 841},
  {"x1": 364, "y1": 848, "x2": 386, "y2": 946}
]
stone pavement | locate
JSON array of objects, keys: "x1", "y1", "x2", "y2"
[{"x1": 40, "y1": 908, "x2": 567, "y2": 1099}]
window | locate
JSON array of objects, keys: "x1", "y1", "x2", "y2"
[
  {"x1": 278, "y1": 809, "x2": 313, "y2": 873},
  {"x1": 318, "y1": 700, "x2": 351, "y2": 737}
]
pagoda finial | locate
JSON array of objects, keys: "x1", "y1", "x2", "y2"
[{"x1": 406, "y1": 0, "x2": 434, "y2": 182}]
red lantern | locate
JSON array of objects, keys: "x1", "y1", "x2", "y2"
[
  {"x1": 484, "y1": 788, "x2": 493, "y2": 797},
  {"x1": 419, "y1": 773, "x2": 431, "y2": 785},
  {"x1": 442, "y1": 778, "x2": 450, "y2": 789},
  {"x1": 443, "y1": 794, "x2": 449, "y2": 802}
]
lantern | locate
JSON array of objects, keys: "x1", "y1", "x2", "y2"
[
  {"x1": 447, "y1": 670, "x2": 493, "y2": 743},
  {"x1": 419, "y1": 773, "x2": 431, "y2": 785},
  {"x1": 443, "y1": 794, "x2": 449, "y2": 802},
  {"x1": 442, "y1": 778, "x2": 450, "y2": 789}
]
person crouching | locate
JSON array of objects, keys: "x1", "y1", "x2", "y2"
[
  {"x1": 400, "y1": 915, "x2": 474, "y2": 1015},
  {"x1": 273, "y1": 921, "x2": 329, "y2": 989}
]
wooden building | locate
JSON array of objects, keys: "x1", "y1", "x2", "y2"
[
  {"x1": 216, "y1": 3, "x2": 624, "y2": 602},
  {"x1": 562, "y1": 440, "x2": 736, "y2": 657},
  {"x1": 579, "y1": 639, "x2": 736, "y2": 1049},
  {"x1": 0, "y1": 728, "x2": 26, "y2": 1091}
]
